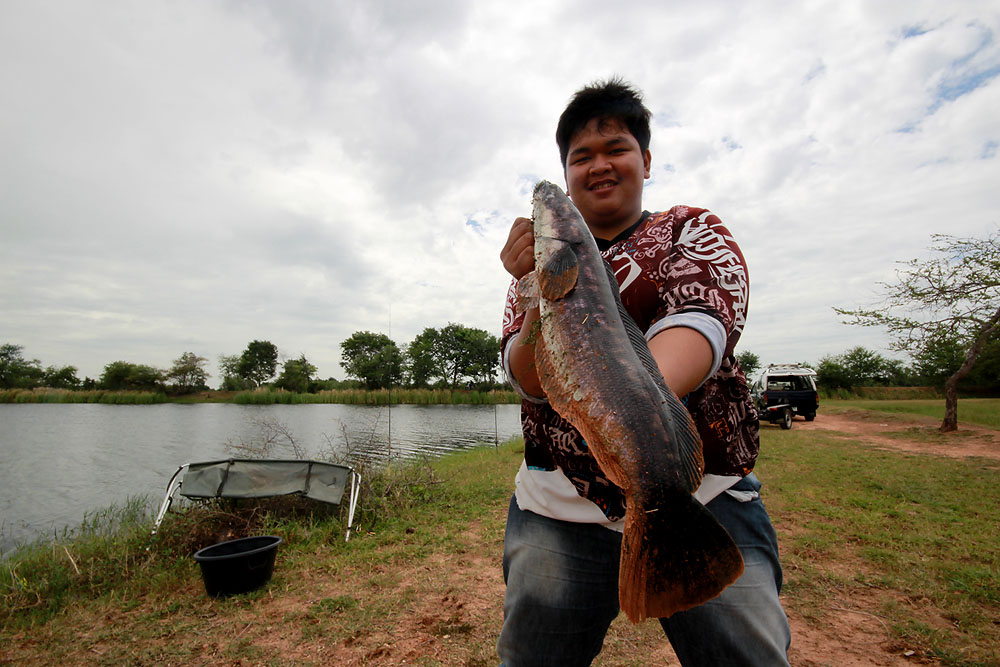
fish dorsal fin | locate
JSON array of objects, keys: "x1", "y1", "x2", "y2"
[
  {"x1": 604, "y1": 260, "x2": 705, "y2": 491},
  {"x1": 537, "y1": 241, "x2": 578, "y2": 301}
]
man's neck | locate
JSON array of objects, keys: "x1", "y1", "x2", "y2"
[{"x1": 594, "y1": 211, "x2": 650, "y2": 251}]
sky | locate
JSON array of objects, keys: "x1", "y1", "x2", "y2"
[{"x1": 2, "y1": 0, "x2": 998, "y2": 384}]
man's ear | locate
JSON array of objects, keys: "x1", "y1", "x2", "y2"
[{"x1": 643, "y1": 149, "x2": 652, "y2": 179}]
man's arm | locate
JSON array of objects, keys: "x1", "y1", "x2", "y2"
[
  {"x1": 506, "y1": 306, "x2": 545, "y2": 398},
  {"x1": 501, "y1": 216, "x2": 546, "y2": 399},
  {"x1": 648, "y1": 327, "x2": 713, "y2": 398}
]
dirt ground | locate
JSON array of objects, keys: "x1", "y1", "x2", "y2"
[{"x1": 794, "y1": 409, "x2": 1000, "y2": 462}]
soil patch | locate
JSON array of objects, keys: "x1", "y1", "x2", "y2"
[{"x1": 791, "y1": 410, "x2": 1000, "y2": 462}]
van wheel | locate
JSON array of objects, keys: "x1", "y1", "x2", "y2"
[
  {"x1": 780, "y1": 408, "x2": 793, "y2": 429},
  {"x1": 804, "y1": 412, "x2": 816, "y2": 422}
]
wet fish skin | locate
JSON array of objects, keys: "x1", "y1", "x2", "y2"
[{"x1": 520, "y1": 180, "x2": 744, "y2": 621}]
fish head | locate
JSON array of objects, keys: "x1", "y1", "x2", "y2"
[
  {"x1": 532, "y1": 181, "x2": 590, "y2": 247},
  {"x1": 531, "y1": 181, "x2": 592, "y2": 301}
]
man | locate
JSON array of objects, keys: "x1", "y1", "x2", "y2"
[{"x1": 498, "y1": 78, "x2": 791, "y2": 666}]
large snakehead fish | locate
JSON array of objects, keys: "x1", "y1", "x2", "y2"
[{"x1": 516, "y1": 180, "x2": 745, "y2": 621}]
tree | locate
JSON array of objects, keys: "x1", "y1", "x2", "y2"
[
  {"x1": 815, "y1": 346, "x2": 907, "y2": 389},
  {"x1": 167, "y1": 352, "x2": 210, "y2": 394},
  {"x1": 836, "y1": 231, "x2": 1000, "y2": 431},
  {"x1": 458, "y1": 326, "x2": 502, "y2": 387},
  {"x1": 735, "y1": 350, "x2": 760, "y2": 379},
  {"x1": 340, "y1": 331, "x2": 404, "y2": 389},
  {"x1": 99, "y1": 361, "x2": 164, "y2": 391},
  {"x1": 911, "y1": 329, "x2": 1000, "y2": 392},
  {"x1": 405, "y1": 324, "x2": 500, "y2": 388},
  {"x1": 238, "y1": 340, "x2": 278, "y2": 388},
  {"x1": 218, "y1": 354, "x2": 253, "y2": 391},
  {"x1": 275, "y1": 354, "x2": 317, "y2": 393},
  {"x1": 406, "y1": 327, "x2": 443, "y2": 387},
  {"x1": 0, "y1": 344, "x2": 44, "y2": 388},
  {"x1": 43, "y1": 365, "x2": 81, "y2": 389}
]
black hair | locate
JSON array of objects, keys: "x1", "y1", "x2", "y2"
[{"x1": 555, "y1": 77, "x2": 652, "y2": 167}]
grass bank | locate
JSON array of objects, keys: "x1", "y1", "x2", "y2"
[
  {"x1": 3, "y1": 413, "x2": 998, "y2": 665},
  {"x1": 825, "y1": 397, "x2": 1000, "y2": 430},
  {"x1": 0, "y1": 389, "x2": 168, "y2": 404},
  {"x1": 0, "y1": 388, "x2": 521, "y2": 405},
  {"x1": 232, "y1": 387, "x2": 521, "y2": 405}
]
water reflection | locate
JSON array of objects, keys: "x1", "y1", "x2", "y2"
[{"x1": 0, "y1": 402, "x2": 522, "y2": 552}]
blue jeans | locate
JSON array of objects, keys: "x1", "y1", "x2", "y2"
[{"x1": 497, "y1": 474, "x2": 791, "y2": 666}]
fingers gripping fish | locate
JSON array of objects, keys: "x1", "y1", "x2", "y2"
[{"x1": 516, "y1": 181, "x2": 745, "y2": 622}]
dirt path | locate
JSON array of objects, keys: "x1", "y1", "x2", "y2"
[{"x1": 794, "y1": 409, "x2": 1000, "y2": 461}]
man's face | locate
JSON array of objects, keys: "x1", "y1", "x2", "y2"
[{"x1": 563, "y1": 117, "x2": 651, "y2": 240}]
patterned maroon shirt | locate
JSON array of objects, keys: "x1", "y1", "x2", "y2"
[{"x1": 501, "y1": 206, "x2": 760, "y2": 522}]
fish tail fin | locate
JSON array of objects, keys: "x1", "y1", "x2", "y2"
[{"x1": 618, "y1": 494, "x2": 745, "y2": 623}]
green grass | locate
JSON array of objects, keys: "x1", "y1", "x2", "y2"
[
  {"x1": 233, "y1": 387, "x2": 521, "y2": 405},
  {"x1": 0, "y1": 387, "x2": 521, "y2": 405},
  {"x1": 0, "y1": 389, "x2": 168, "y2": 404},
  {"x1": 756, "y1": 426, "x2": 999, "y2": 665},
  {"x1": 826, "y1": 397, "x2": 1000, "y2": 430}
]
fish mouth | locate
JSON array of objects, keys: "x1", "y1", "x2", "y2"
[{"x1": 536, "y1": 233, "x2": 575, "y2": 244}]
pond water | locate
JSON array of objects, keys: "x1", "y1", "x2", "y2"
[{"x1": 0, "y1": 402, "x2": 523, "y2": 553}]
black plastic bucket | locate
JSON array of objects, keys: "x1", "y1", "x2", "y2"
[{"x1": 193, "y1": 535, "x2": 282, "y2": 597}]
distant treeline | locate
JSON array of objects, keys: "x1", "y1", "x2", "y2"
[
  {"x1": 1, "y1": 323, "x2": 503, "y2": 397},
  {"x1": 737, "y1": 343, "x2": 1000, "y2": 396}
]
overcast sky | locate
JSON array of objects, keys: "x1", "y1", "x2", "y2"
[{"x1": 2, "y1": 0, "x2": 998, "y2": 384}]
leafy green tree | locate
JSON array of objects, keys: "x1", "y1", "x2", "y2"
[
  {"x1": 436, "y1": 323, "x2": 500, "y2": 388},
  {"x1": 0, "y1": 344, "x2": 44, "y2": 388},
  {"x1": 460, "y1": 326, "x2": 502, "y2": 387},
  {"x1": 911, "y1": 330, "x2": 1000, "y2": 392},
  {"x1": 735, "y1": 350, "x2": 760, "y2": 379},
  {"x1": 238, "y1": 340, "x2": 278, "y2": 388},
  {"x1": 406, "y1": 328, "x2": 443, "y2": 387},
  {"x1": 100, "y1": 361, "x2": 133, "y2": 390},
  {"x1": 340, "y1": 331, "x2": 404, "y2": 389},
  {"x1": 815, "y1": 346, "x2": 907, "y2": 389},
  {"x1": 218, "y1": 354, "x2": 253, "y2": 391},
  {"x1": 43, "y1": 365, "x2": 81, "y2": 389},
  {"x1": 965, "y1": 334, "x2": 1000, "y2": 390},
  {"x1": 100, "y1": 361, "x2": 164, "y2": 391},
  {"x1": 836, "y1": 231, "x2": 1000, "y2": 431},
  {"x1": 404, "y1": 324, "x2": 500, "y2": 388},
  {"x1": 275, "y1": 354, "x2": 317, "y2": 393},
  {"x1": 815, "y1": 355, "x2": 852, "y2": 390},
  {"x1": 840, "y1": 346, "x2": 892, "y2": 385},
  {"x1": 167, "y1": 352, "x2": 210, "y2": 394}
]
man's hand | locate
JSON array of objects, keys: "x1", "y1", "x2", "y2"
[
  {"x1": 501, "y1": 217, "x2": 535, "y2": 279},
  {"x1": 501, "y1": 216, "x2": 545, "y2": 398}
]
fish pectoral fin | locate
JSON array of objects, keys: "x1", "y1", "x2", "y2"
[
  {"x1": 515, "y1": 272, "x2": 540, "y2": 313},
  {"x1": 537, "y1": 243, "x2": 578, "y2": 300}
]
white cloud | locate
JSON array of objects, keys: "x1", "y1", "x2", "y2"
[{"x1": 1, "y1": 0, "x2": 997, "y2": 382}]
